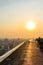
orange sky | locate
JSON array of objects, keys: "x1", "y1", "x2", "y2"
[{"x1": 0, "y1": 0, "x2": 43, "y2": 38}]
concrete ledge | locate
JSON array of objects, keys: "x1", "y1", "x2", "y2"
[{"x1": 0, "y1": 41, "x2": 25, "y2": 62}]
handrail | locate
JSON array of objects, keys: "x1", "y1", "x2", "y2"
[{"x1": 0, "y1": 41, "x2": 25, "y2": 62}]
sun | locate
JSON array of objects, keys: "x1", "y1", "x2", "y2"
[{"x1": 26, "y1": 21, "x2": 35, "y2": 30}]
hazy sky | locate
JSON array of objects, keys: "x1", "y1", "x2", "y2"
[{"x1": 0, "y1": 0, "x2": 43, "y2": 38}]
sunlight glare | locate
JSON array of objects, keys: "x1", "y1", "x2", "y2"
[{"x1": 26, "y1": 21, "x2": 35, "y2": 30}]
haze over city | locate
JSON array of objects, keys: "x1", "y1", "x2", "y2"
[{"x1": 0, "y1": 0, "x2": 43, "y2": 38}]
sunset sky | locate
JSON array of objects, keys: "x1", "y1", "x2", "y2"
[{"x1": 0, "y1": 0, "x2": 43, "y2": 38}]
